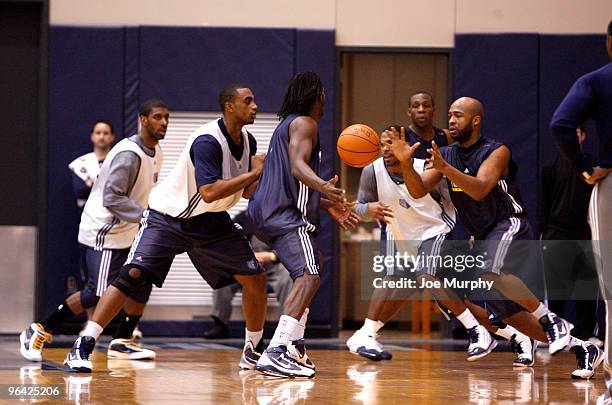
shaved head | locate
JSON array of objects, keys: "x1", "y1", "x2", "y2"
[{"x1": 450, "y1": 97, "x2": 484, "y2": 120}]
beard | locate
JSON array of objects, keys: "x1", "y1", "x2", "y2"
[{"x1": 453, "y1": 122, "x2": 473, "y2": 144}]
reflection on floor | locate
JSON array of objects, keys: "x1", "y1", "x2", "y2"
[{"x1": 0, "y1": 336, "x2": 609, "y2": 404}]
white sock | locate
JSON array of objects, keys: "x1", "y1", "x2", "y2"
[
  {"x1": 375, "y1": 320, "x2": 385, "y2": 333},
  {"x1": 494, "y1": 324, "x2": 517, "y2": 340},
  {"x1": 269, "y1": 315, "x2": 299, "y2": 348},
  {"x1": 456, "y1": 309, "x2": 479, "y2": 330},
  {"x1": 531, "y1": 303, "x2": 550, "y2": 320},
  {"x1": 81, "y1": 321, "x2": 103, "y2": 340},
  {"x1": 360, "y1": 318, "x2": 378, "y2": 336},
  {"x1": 245, "y1": 328, "x2": 263, "y2": 347},
  {"x1": 292, "y1": 308, "x2": 309, "y2": 341}
]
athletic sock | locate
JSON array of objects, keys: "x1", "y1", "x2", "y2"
[
  {"x1": 269, "y1": 315, "x2": 299, "y2": 348},
  {"x1": 456, "y1": 309, "x2": 479, "y2": 330},
  {"x1": 245, "y1": 328, "x2": 263, "y2": 347},
  {"x1": 375, "y1": 320, "x2": 385, "y2": 333},
  {"x1": 494, "y1": 324, "x2": 517, "y2": 340},
  {"x1": 81, "y1": 321, "x2": 104, "y2": 340},
  {"x1": 360, "y1": 318, "x2": 378, "y2": 336},
  {"x1": 113, "y1": 312, "x2": 142, "y2": 339},
  {"x1": 292, "y1": 308, "x2": 309, "y2": 340},
  {"x1": 39, "y1": 301, "x2": 75, "y2": 333},
  {"x1": 531, "y1": 302, "x2": 550, "y2": 320}
]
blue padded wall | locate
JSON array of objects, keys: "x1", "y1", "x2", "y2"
[
  {"x1": 454, "y1": 34, "x2": 540, "y2": 230},
  {"x1": 46, "y1": 26, "x2": 125, "y2": 313}
]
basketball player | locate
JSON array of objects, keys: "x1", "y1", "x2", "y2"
[
  {"x1": 20, "y1": 99, "x2": 167, "y2": 363},
  {"x1": 68, "y1": 120, "x2": 115, "y2": 211},
  {"x1": 388, "y1": 96, "x2": 603, "y2": 379},
  {"x1": 64, "y1": 85, "x2": 269, "y2": 373},
  {"x1": 550, "y1": 19, "x2": 612, "y2": 385},
  {"x1": 347, "y1": 119, "x2": 533, "y2": 366},
  {"x1": 248, "y1": 71, "x2": 359, "y2": 378}
]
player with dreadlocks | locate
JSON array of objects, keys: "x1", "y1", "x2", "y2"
[{"x1": 249, "y1": 71, "x2": 359, "y2": 378}]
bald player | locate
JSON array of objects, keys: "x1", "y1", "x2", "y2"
[
  {"x1": 388, "y1": 96, "x2": 603, "y2": 379},
  {"x1": 550, "y1": 19, "x2": 612, "y2": 388}
]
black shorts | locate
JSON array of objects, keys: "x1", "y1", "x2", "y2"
[
  {"x1": 124, "y1": 209, "x2": 263, "y2": 289},
  {"x1": 270, "y1": 226, "x2": 320, "y2": 280},
  {"x1": 82, "y1": 244, "x2": 129, "y2": 297}
]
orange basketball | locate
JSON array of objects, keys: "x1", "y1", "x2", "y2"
[{"x1": 337, "y1": 124, "x2": 380, "y2": 168}]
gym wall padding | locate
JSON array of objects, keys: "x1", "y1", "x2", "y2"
[
  {"x1": 454, "y1": 34, "x2": 540, "y2": 231},
  {"x1": 47, "y1": 26, "x2": 125, "y2": 315},
  {"x1": 538, "y1": 35, "x2": 608, "y2": 165},
  {"x1": 46, "y1": 26, "x2": 337, "y2": 333}
]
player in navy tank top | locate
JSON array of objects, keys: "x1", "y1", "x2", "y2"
[
  {"x1": 249, "y1": 71, "x2": 358, "y2": 378},
  {"x1": 386, "y1": 96, "x2": 603, "y2": 378}
]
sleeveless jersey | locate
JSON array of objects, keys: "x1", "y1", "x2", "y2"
[
  {"x1": 439, "y1": 137, "x2": 526, "y2": 239},
  {"x1": 249, "y1": 114, "x2": 321, "y2": 237},
  {"x1": 78, "y1": 137, "x2": 162, "y2": 249},
  {"x1": 148, "y1": 119, "x2": 251, "y2": 218}
]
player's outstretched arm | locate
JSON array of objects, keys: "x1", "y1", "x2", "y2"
[
  {"x1": 289, "y1": 116, "x2": 345, "y2": 203},
  {"x1": 386, "y1": 127, "x2": 442, "y2": 198},
  {"x1": 433, "y1": 143, "x2": 509, "y2": 201}
]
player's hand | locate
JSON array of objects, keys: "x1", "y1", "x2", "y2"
[
  {"x1": 426, "y1": 141, "x2": 448, "y2": 172},
  {"x1": 320, "y1": 175, "x2": 346, "y2": 203},
  {"x1": 367, "y1": 202, "x2": 394, "y2": 223},
  {"x1": 327, "y1": 201, "x2": 360, "y2": 230},
  {"x1": 585, "y1": 166, "x2": 612, "y2": 185},
  {"x1": 386, "y1": 126, "x2": 421, "y2": 163},
  {"x1": 254, "y1": 251, "x2": 276, "y2": 266},
  {"x1": 250, "y1": 154, "x2": 266, "y2": 176}
]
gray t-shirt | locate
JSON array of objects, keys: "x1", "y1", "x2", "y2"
[{"x1": 102, "y1": 134, "x2": 156, "y2": 223}]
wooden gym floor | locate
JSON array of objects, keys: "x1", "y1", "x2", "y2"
[{"x1": 0, "y1": 335, "x2": 607, "y2": 404}]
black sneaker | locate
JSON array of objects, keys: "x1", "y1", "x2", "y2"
[
  {"x1": 510, "y1": 333, "x2": 536, "y2": 367},
  {"x1": 239, "y1": 339, "x2": 264, "y2": 370},
  {"x1": 539, "y1": 313, "x2": 572, "y2": 355},
  {"x1": 64, "y1": 336, "x2": 96, "y2": 373},
  {"x1": 570, "y1": 341, "x2": 604, "y2": 379},
  {"x1": 203, "y1": 316, "x2": 229, "y2": 339},
  {"x1": 256, "y1": 345, "x2": 315, "y2": 378}
]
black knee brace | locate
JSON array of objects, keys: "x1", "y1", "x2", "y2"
[
  {"x1": 482, "y1": 288, "x2": 524, "y2": 323},
  {"x1": 111, "y1": 266, "x2": 147, "y2": 297},
  {"x1": 80, "y1": 289, "x2": 100, "y2": 309},
  {"x1": 129, "y1": 282, "x2": 153, "y2": 304}
]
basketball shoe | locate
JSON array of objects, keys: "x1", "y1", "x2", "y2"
[
  {"x1": 64, "y1": 336, "x2": 96, "y2": 373},
  {"x1": 346, "y1": 330, "x2": 385, "y2": 361},
  {"x1": 287, "y1": 339, "x2": 315, "y2": 370},
  {"x1": 510, "y1": 333, "x2": 537, "y2": 367},
  {"x1": 570, "y1": 341, "x2": 604, "y2": 379},
  {"x1": 466, "y1": 325, "x2": 497, "y2": 361},
  {"x1": 239, "y1": 338, "x2": 265, "y2": 370},
  {"x1": 19, "y1": 323, "x2": 52, "y2": 361},
  {"x1": 107, "y1": 338, "x2": 156, "y2": 360},
  {"x1": 256, "y1": 345, "x2": 315, "y2": 378},
  {"x1": 539, "y1": 312, "x2": 573, "y2": 355}
]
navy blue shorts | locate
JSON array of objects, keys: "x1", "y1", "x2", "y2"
[
  {"x1": 124, "y1": 209, "x2": 263, "y2": 289},
  {"x1": 80, "y1": 245, "x2": 153, "y2": 304},
  {"x1": 269, "y1": 227, "x2": 320, "y2": 280}
]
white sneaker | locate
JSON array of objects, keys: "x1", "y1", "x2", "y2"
[
  {"x1": 570, "y1": 341, "x2": 604, "y2": 379},
  {"x1": 107, "y1": 338, "x2": 156, "y2": 360},
  {"x1": 19, "y1": 323, "x2": 52, "y2": 362},
  {"x1": 255, "y1": 345, "x2": 315, "y2": 378},
  {"x1": 510, "y1": 332, "x2": 537, "y2": 367},
  {"x1": 287, "y1": 339, "x2": 315, "y2": 370},
  {"x1": 64, "y1": 336, "x2": 96, "y2": 373},
  {"x1": 466, "y1": 325, "x2": 497, "y2": 361},
  {"x1": 346, "y1": 330, "x2": 384, "y2": 361},
  {"x1": 539, "y1": 313, "x2": 573, "y2": 355}
]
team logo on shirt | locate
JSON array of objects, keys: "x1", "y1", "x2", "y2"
[
  {"x1": 451, "y1": 168, "x2": 470, "y2": 192},
  {"x1": 399, "y1": 199, "x2": 411, "y2": 209},
  {"x1": 153, "y1": 173, "x2": 158, "y2": 183}
]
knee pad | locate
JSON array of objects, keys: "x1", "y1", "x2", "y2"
[
  {"x1": 111, "y1": 266, "x2": 147, "y2": 297},
  {"x1": 129, "y1": 282, "x2": 153, "y2": 304},
  {"x1": 80, "y1": 289, "x2": 100, "y2": 309},
  {"x1": 482, "y1": 288, "x2": 524, "y2": 323}
]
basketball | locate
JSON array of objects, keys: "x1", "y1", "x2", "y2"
[{"x1": 337, "y1": 124, "x2": 380, "y2": 168}]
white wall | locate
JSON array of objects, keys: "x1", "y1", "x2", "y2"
[{"x1": 50, "y1": 0, "x2": 610, "y2": 46}]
